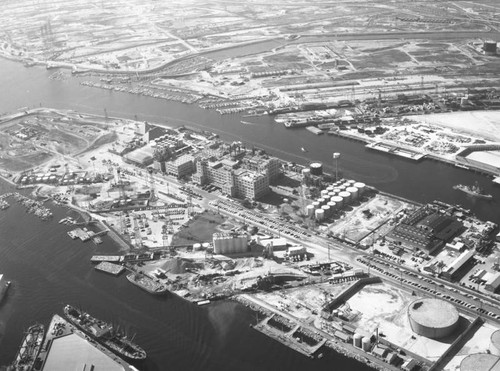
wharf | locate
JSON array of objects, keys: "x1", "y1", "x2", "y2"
[
  {"x1": 68, "y1": 228, "x2": 91, "y2": 242},
  {"x1": 94, "y1": 262, "x2": 125, "y2": 276}
]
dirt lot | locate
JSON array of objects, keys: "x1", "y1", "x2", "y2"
[{"x1": 172, "y1": 210, "x2": 226, "y2": 245}]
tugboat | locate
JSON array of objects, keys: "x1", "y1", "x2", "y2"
[
  {"x1": 63, "y1": 304, "x2": 147, "y2": 361},
  {"x1": 453, "y1": 182, "x2": 493, "y2": 200},
  {"x1": 10, "y1": 323, "x2": 45, "y2": 370}
]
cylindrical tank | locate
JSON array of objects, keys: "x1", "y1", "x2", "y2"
[
  {"x1": 346, "y1": 180, "x2": 356, "y2": 186},
  {"x1": 339, "y1": 191, "x2": 351, "y2": 203},
  {"x1": 327, "y1": 201, "x2": 337, "y2": 211},
  {"x1": 315, "y1": 208, "x2": 325, "y2": 221},
  {"x1": 333, "y1": 187, "x2": 341, "y2": 194},
  {"x1": 490, "y1": 329, "x2": 500, "y2": 356},
  {"x1": 361, "y1": 337, "x2": 371, "y2": 352},
  {"x1": 353, "y1": 333, "x2": 363, "y2": 348},
  {"x1": 354, "y1": 182, "x2": 366, "y2": 195},
  {"x1": 328, "y1": 192, "x2": 336, "y2": 198},
  {"x1": 310, "y1": 162, "x2": 323, "y2": 176},
  {"x1": 346, "y1": 186, "x2": 359, "y2": 200},
  {"x1": 326, "y1": 186, "x2": 334, "y2": 192},
  {"x1": 338, "y1": 185, "x2": 347, "y2": 192},
  {"x1": 321, "y1": 205, "x2": 330, "y2": 217},
  {"x1": 306, "y1": 204, "x2": 315, "y2": 216},
  {"x1": 408, "y1": 298, "x2": 459, "y2": 339},
  {"x1": 312, "y1": 201, "x2": 320, "y2": 209},
  {"x1": 331, "y1": 196, "x2": 343, "y2": 208},
  {"x1": 202, "y1": 242, "x2": 210, "y2": 250},
  {"x1": 461, "y1": 354, "x2": 500, "y2": 371},
  {"x1": 302, "y1": 168, "x2": 311, "y2": 178},
  {"x1": 321, "y1": 190, "x2": 329, "y2": 197},
  {"x1": 193, "y1": 243, "x2": 202, "y2": 251},
  {"x1": 318, "y1": 197, "x2": 326, "y2": 206}
]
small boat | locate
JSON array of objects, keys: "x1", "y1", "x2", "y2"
[
  {"x1": 453, "y1": 182, "x2": 492, "y2": 199},
  {"x1": 301, "y1": 147, "x2": 308, "y2": 153}
]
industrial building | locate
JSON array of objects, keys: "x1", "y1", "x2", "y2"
[
  {"x1": 386, "y1": 206, "x2": 463, "y2": 254},
  {"x1": 441, "y1": 249, "x2": 475, "y2": 281},
  {"x1": 213, "y1": 233, "x2": 249, "y2": 255},
  {"x1": 485, "y1": 272, "x2": 500, "y2": 292},
  {"x1": 407, "y1": 298, "x2": 459, "y2": 339},
  {"x1": 165, "y1": 154, "x2": 194, "y2": 179}
]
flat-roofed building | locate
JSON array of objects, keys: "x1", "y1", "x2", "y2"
[
  {"x1": 165, "y1": 154, "x2": 194, "y2": 179},
  {"x1": 485, "y1": 272, "x2": 500, "y2": 292},
  {"x1": 442, "y1": 250, "x2": 475, "y2": 281}
]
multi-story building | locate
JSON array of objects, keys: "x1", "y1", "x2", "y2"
[{"x1": 165, "y1": 154, "x2": 194, "y2": 179}]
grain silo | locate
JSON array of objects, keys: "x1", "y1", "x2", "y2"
[
  {"x1": 361, "y1": 337, "x2": 371, "y2": 352},
  {"x1": 353, "y1": 333, "x2": 363, "y2": 348}
]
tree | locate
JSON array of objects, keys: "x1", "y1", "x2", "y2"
[{"x1": 153, "y1": 146, "x2": 172, "y2": 162}]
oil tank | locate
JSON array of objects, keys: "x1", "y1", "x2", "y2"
[
  {"x1": 193, "y1": 243, "x2": 202, "y2": 251},
  {"x1": 321, "y1": 205, "x2": 330, "y2": 217},
  {"x1": 338, "y1": 191, "x2": 351, "y2": 204},
  {"x1": 321, "y1": 190, "x2": 329, "y2": 197},
  {"x1": 312, "y1": 201, "x2": 320, "y2": 209},
  {"x1": 326, "y1": 186, "x2": 334, "y2": 192},
  {"x1": 346, "y1": 180, "x2": 356, "y2": 186},
  {"x1": 408, "y1": 298, "x2": 459, "y2": 339},
  {"x1": 318, "y1": 197, "x2": 326, "y2": 206},
  {"x1": 490, "y1": 329, "x2": 500, "y2": 356},
  {"x1": 310, "y1": 162, "x2": 323, "y2": 176},
  {"x1": 328, "y1": 192, "x2": 336, "y2": 198},
  {"x1": 202, "y1": 242, "x2": 210, "y2": 250},
  {"x1": 327, "y1": 201, "x2": 337, "y2": 212},
  {"x1": 460, "y1": 354, "x2": 500, "y2": 371},
  {"x1": 353, "y1": 333, "x2": 363, "y2": 348},
  {"x1": 346, "y1": 186, "x2": 359, "y2": 200},
  {"x1": 333, "y1": 187, "x2": 341, "y2": 194},
  {"x1": 354, "y1": 182, "x2": 366, "y2": 195},
  {"x1": 484, "y1": 40, "x2": 498, "y2": 55},
  {"x1": 361, "y1": 337, "x2": 371, "y2": 352},
  {"x1": 315, "y1": 208, "x2": 325, "y2": 221},
  {"x1": 302, "y1": 168, "x2": 311, "y2": 178},
  {"x1": 331, "y1": 196, "x2": 343, "y2": 208},
  {"x1": 338, "y1": 185, "x2": 347, "y2": 192},
  {"x1": 306, "y1": 204, "x2": 315, "y2": 217}
]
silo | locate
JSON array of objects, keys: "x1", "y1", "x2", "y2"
[
  {"x1": 338, "y1": 185, "x2": 347, "y2": 192},
  {"x1": 315, "y1": 208, "x2": 325, "y2": 221},
  {"x1": 318, "y1": 197, "x2": 326, "y2": 206},
  {"x1": 193, "y1": 243, "x2": 202, "y2": 251},
  {"x1": 353, "y1": 333, "x2": 363, "y2": 348},
  {"x1": 302, "y1": 168, "x2": 311, "y2": 178},
  {"x1": 361, "y1": 337, "x2": 371, "y2": 352},
  {"x1": 312, "y1": 201, "x2": 320, "y2": 209},
  {"x1": 306, "y1": 204, "x2": 315, "y2": 216},
  {"x1": 346, "y1": 186, "x2": 359, "y2": 200},
  {"x1": 327, "y1": 201, "x2": 337, "y2": 212},
  {"x1": 339, "y1": 191, "x2": 351, "y2": 204},
  {"x1": 354, "y1": 182, "x2": 366, "y2": 195},
  {"x1": 490, "y1": 330, "x2": 500, "y2": 356},
  {"x1": 310, "y1": 162, "x2": 323, "y2": 176},
  {"x1": 202, "y1": 242, "x2": 210, "y2": 250},
  {"x1": 321, "y1": 205, "x2": 330, "y2": 217},
  {"x1": 321, "y1": 190, "x2": 329, "y2": 197},
  {"x1": 331, "y1": 196, "x2": 343, "y2": 208}
]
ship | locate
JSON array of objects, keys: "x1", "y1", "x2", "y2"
[
  {"x1": 126, "y1": 272, "x2": 169, "y2": 295},
  {"x1": 10, "y1": 323, "x2": 45, "y2": 371},
  {"x1": 453, "y1": 182, "x2": 493, "y2": 199},
  {"x1": 0, "y1": 274, "x2": 11, "y2": 304},
  {"x1": 301, "y1": 147, "x2": 308, "y2": 153},
  {"x1": 63, "y1": 304, "x2": 147, "y2": 360}
]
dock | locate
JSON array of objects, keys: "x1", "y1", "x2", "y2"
[
  {"x1": 68, "y1": 228, "x2": 91, "y2": 242},
  {"x1": 366, "y1": 142, "x2": 425, "y2": 161},
  {"x1": 91, "y1": 255, "x2": 122, "y2": 263},
  {"x1": 306, "y1": 126, "x2": 324, "y2": 135},
  {"x1": 94, "y1": 262, "x2": 125, "y2": 276}
]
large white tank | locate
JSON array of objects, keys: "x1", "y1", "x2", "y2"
[
  {"x1": 327, "y1": 201, "x2": 337, "y2": 212},
  {"x1": 302, "y1": 168, "x2": 311, "y2": 178},
  {"x1": 326, "y1": 185, "x2": 334, "y2": 192},
  {"x1": 346, "y1": 186, "x2": 359, "y2": 200},
  {"x1": 318, "y1": 197, "x2": 326, "y2": 206},
  {"x1": 339, "y1": 191, "x2": 351, "y2": 204},
  {"x1": 354, "y1": 182, "x2": 366, "y2": 195},
  {"x1": 315, "y1": 208, "x2": 325, "y2": 221},
  {"x1": 328, "y1": 192, "x2": 336, "y2": 198},
  {"x1": 338, "y1": 185, "x2": 347, "y2": 192},
  {"x1": 353, "y1": 333, "x2": 363, "y2": 348},
  {"x1": 321, "y1": 205, "x2": 330, "y2": 217},
  {"x1": 361, "y1": 337, "x2": 371, "y2": 352},
  {"x1": 491, "y1": 330, "x2": 500, "y2": 356},
  {"x1": 193, "y1": 243, "x2": 202, "y2": 251},
  {"x1": 306, "y1": 204, "x2": 315, "y2": 216},
  {"x1": 346, "y1": 180, "x2": 356, "y2": 186},
  {"x1": 312, "y1": 201, "x2": 320, "y2": 209},
  {"x1": 331, "y1": 196, "x2": 343, "y2": 208},
  {"x1": 202, "y1": 242, "x2": 210, "y2": 250},
  {"x1": 333, "y1": 187, "x2": 341, "y2": 194}
]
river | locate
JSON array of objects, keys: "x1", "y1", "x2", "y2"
[{"x1": 0, "y1": 56, "x2": 498, "y2": 370}]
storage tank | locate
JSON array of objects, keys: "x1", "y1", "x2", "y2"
[
  {"x1": 315, "y1": 208, "x2": 325, "y2": 221},
  {"x1": 193, "y1": 243, "x2": 202, "y2": 251},
  {"x1": 353, "y1": 333, "x2": 363, "y2": 348},
  {"x1": 408, "y1": 298, "x2": 459, "y2": 339},
  {"x1": 318, "y1": 197, "x2": 326, "y2": 206},
  {"x1": 346, "y1": 186, "x2": 359, "y2": 200},
  {"x1": 326, "y1": 185, "x2": 334, "y2": 192},
  {"x1": 321, "y1": 205, "x2": 330, "y2": 217},
  {"x1": 361, "y1": 337, "x2": 371, "y2": 352},
  {"x1": 312, "y1": 201, "x2": 320, "y2": 209},
  {"x1": 354, "y1": 182, "x2": 366, "y2": 195},
  {"x1": 338, "y1": 185, "x2": 347, "y2": 192},
  {"x1": 202, "y1": 242, "x2": 210, "y2": 250},
  {"x1": 460, "y1": 354, "x2": 500, "y2": 371},
  {"x1": 333, "y1": 187, "x2": 341, "y2": 194},
  {"x1": 346, "y1": 180, "x2": 356, "y2": 186},
  {"x1": 310, "y1": 162, "x2": 323, "y2": 176},
  {"x1": 339, "y1": 191, "x2": 351, "y2": 204},
  {"x1": 302, "y1": 168, "x2": 311, "y2": 178},
  {"x1": 331, "y1": 196, "x2": 343, "y2": 208},
  {"x1": 327, "y1": 201, "x2": 337, "y2": 212},
  {"x1": 306, "y1": 204, "x2": 315, "y2": 216},
  {"x1": 490, "y1": 329, "x2": 500, "y2": 356},
  {"x1": 328, "y1": 192, "x2": 336, "y2": 198},
  {"x1": 321, "y1": 190, "x2": 329, "y2": 197}
]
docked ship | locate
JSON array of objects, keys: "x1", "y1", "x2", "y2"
[
  {"x1": 63, "y1": 304, "x2": 147, "y2": 361},
  {"x1": 0, "y1": 274, "x2": 11, "y2": 304},
  {"x1": 126, "y1": 272, "x2": 169, "y2": 295},
  {"x1": 10, "y1": 323, "x2": 45, "y2": 371},
  {"x1": 453, "y1": 182, "x2": 493, "y2": 199}
]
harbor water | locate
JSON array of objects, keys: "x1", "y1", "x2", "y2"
[{"x1": 0, "y1": 57, "x2": 499, "y2": 370}]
